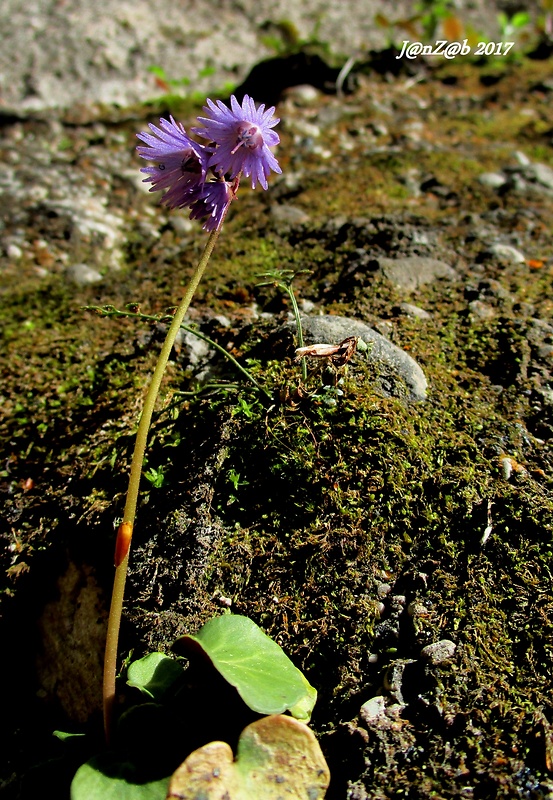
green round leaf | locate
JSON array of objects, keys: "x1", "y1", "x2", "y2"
[
  {"x1": 175, "y1": 615, "x2": 316, "y2": 720},
  {"x1": 71, "y1": 756, "x2": 170, "y2": 800},
  {"x1": 127, "y1": 653, "x2": 185, "y2": 700}
]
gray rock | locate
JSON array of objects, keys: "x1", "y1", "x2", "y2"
[
  {"x1": 270, "y1": 204, "x2": 310, "y2": 227},
  {"x1": 421, "y1": 639, "x2": 457, "y2": 664},
  {"x1": 373, "y1": 256, "x2": 457, "y2": 292},
  {"x1": 175, "y1": 327, "x2": 212, "y2": 367},
  {"x1": 468, "y1": 300, "x2": 495, "y2": 319},
  {"x1": 0, "y1": 0, "x2": 522, "y2": 113},
  {"x1": 522, "y1": 162, "x2": 553, "y2": 192},
  {"x1": 513, "y1": 150, "x2": 531, "y2": 167},
  {"x1": 383, "y1": 659, "x2": 417, "y2": 704},
  {"x1": 478, "y1": 172, "x2": 507, "y2": 188},
  {"x1": 359, "y1": 695, "x2": 408, "y2": 729},
  {"x1": 359, "y1": 695, "x2": 387, "y2": 723},
  {"x1": 488, "y1": 243, "x2": 526, "y2": 263},
  {"x1": 294, "y1": 315, "x2": 428, "y2": 401},
  {"x1": 300, "y1": 298, "x2": 317, "y2": 313},
  {"x1": 169, "y1": 217, "x2": 196, "y2": 236},
  {"x1": 283, "y1": 84, "x2": 320, "y2": 105},
  {"x1": 65, "y1": 263, "x2": 103, "y2": 285},
  {"x1": 6, "y1": 243, "x2": 23, "y2": 260},
  {"x1": 529, "y1": 318, "x2": 553, "y2": 335},
  {"x1": 398, "y1": 302, "x2": 431, "y2": 319},
  {"x1": 477, "y1": 278, "x2": 514, "y2": 304},
  {"x1": 1, "y1": 129, "x2": 126, "y2": 272}
]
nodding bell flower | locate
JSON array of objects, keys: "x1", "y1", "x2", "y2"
[{"x1": 137, "y1": 96, "x2": 281, "y2": 230}]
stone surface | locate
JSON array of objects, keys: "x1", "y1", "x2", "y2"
[
  {"x1": 0, "y1": 0, "x2": 526, "y2": 113},
  {"x1": 478, "y1": 172, "x2": 507, "y2": 188},
  {"x1": 374, "y1": 256, "x2": 458, "y2": 292},
  {"x1": 35, "y1": 561, "x2": 107, "y2": 722},
  {"x1": 523, "y1": 162, "x2": 553, "y2": 192},
  {"x1": 488, "y1": 244, "x2": 526, "y2": 263},
  {"x1": 420, "y1": 639, "x2": 457, "y2": 665},
  {"x1": 65, "y1": 263, "x2": 104, "y2": 285},
  {"x1": 271, "y1": 204, "x2": 311, "y2": 227},
  {"x1": 359, "y1": 695, "x2": 387, "y2": 724},
  {"x1": 294, "y1": 315, "x2": 428, "y2": 401},
  {"x1": 398, "y1": 302, "x2": 432, "y2": 319}
]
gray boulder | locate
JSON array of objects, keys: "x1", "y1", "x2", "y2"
[{"x1": 293, "y1": 315, "x2": 428, "y2": 402}]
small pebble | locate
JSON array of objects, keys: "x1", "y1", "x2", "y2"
[
  {"x1": 371, "y1": 122, "x2": 389, "y2": 137},
  {"x1": 289, "y1": 119, "x2": 321, "y2": 139},
  {"x1": 420, "y1": 639, "x2": 456, "y2": 664},
  {"x1": 384, "y1": 659, "x2": 416, "y2": 704},
  {"x1": 170, "y1": 216, "x2": 195, "y2": 235},
  {"x1": 478, "y1": 172, "x2": 507, "y2": 188},
  {"x1": 284, "y1": 84, "x2": 319, "y2": 105},
  {"x1": 524, "y1": 162, "x2": 553, "y2": 191},
  {"x1": 501, "y1": 456, "x2": 513, "y2": 480},
  {"x1": 489, "y1": 243, "x2": 526, "y2": 263},
  {"x1": 468, "y1": 300, "x2": 495, "y2": 319},
  {"x1": 6, "y1": 243, "x2": 23, "y2": 260},
  {"x1": 407, "y1": 600, "x2": 428, "y2": 617},
  {"x1": 399, "y1": 302, "x2": 431, "y2": 319},
  {"x1": 271, "y1": 204, "x2": 310, "y2": 226},
  {"x1": 65, "y1": 263, "x2": 103, "y2": 285},
  {"x1": 359, "y1": 695, "x2": 386, "y2": 723},
  {"x1": 513, "y1": 150, "x2": 531, "y2": 166},
  {"x1": 300, "y1": 298, "x2": 316, "y2": 313}
]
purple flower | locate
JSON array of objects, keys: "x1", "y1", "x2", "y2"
[
  {"x1": 136, "y1": 116, "x2": 207, "y2": 209},
  {"x1": 136, "y1": 98, "x2": 282, "y2": 230},
  {"x1": 189, "y1": 179, "x2": 234, "y2": 231},
  {"x1": 193, "y1": 95, "x2": 282, "y2": 190}
]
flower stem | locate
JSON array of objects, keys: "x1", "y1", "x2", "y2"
[{"x1": 103, "y1": 228, "x2": 220, "y2": 742}]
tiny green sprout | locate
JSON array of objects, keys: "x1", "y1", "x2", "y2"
[
  {"x1": 227, "y1": 468, "x2": 248, "y2": 506},
  {"x1": 497, "y1": 10, "x2": 530, "y2": 37},
  {"x1": 257, "y1": 268, "x2": 312, "y2": 384},
  {"x1": 228, "y1": 468, "x2": 248, "y2": 491},
  {"x1": 198, "y1": 65, "x2": 216, "y2": 79},
  {"x1": 147, "y1": 64, "x2": 168, "y2": 82},
  {"x1": 232, "y1": 397, "x2": 259, "y2": 419},
  {"x1": 144, "y1": 465, "x2": 167, "y2": 489}
]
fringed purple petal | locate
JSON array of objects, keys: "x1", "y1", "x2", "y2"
[{"x1": 193, "y1": 94, "x2": 281, "y2": 189}]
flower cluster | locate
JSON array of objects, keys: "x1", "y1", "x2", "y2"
[{"x1": 137, "y1": 95, "x2": 281, "y2": 231}]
